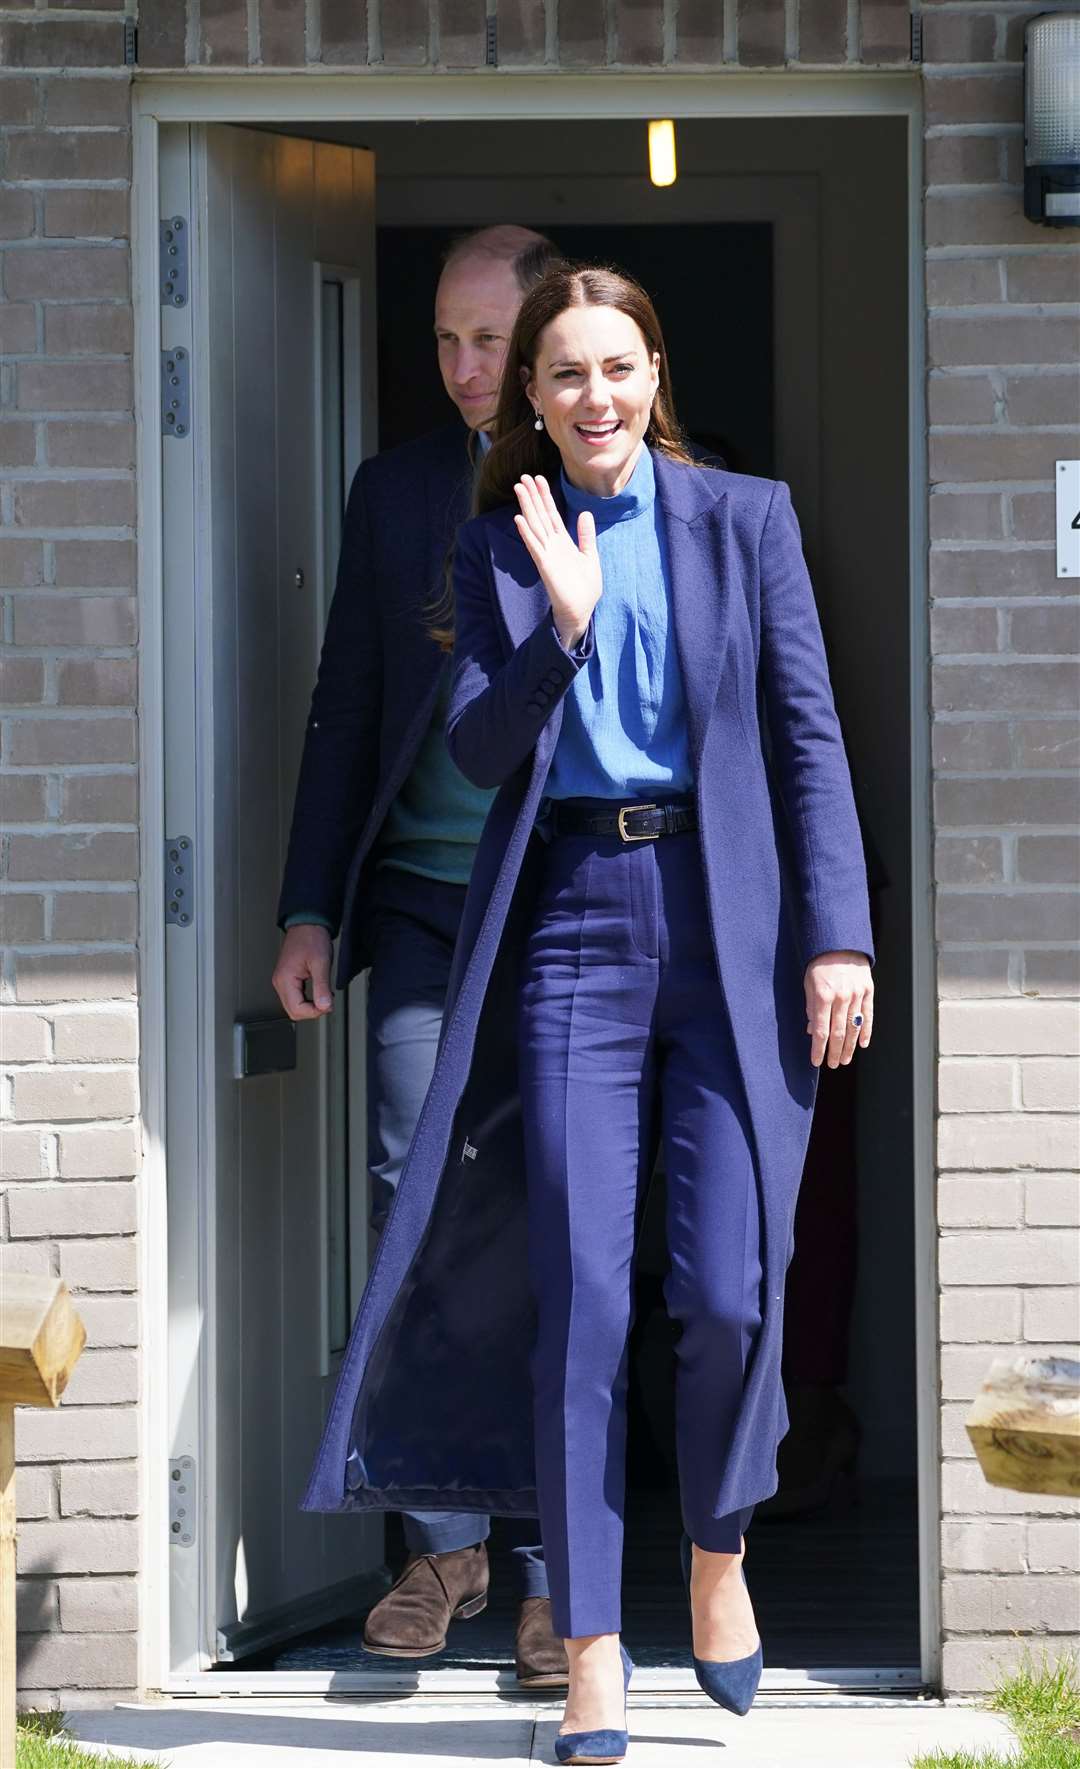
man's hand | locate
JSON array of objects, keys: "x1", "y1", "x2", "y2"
[
  {"x1": 804, "y1": 950, "x2": 874, "y2": 1069},
  {"x1": 273, "y1": 923, "x2": 334, "y2": 1021}
]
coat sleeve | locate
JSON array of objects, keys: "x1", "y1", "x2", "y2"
[
  {"x1": 276, "y1": 461, "x2": 383, "y2": 933},
  {"x1": 446, "y1": 519, "x2": 593, "y2": 790},
  {"x1": 758, "y1": 481, "x2": 876, "y2": 970}
]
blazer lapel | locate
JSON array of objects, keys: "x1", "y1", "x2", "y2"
[{"x1": 654, "y1": 451, "x2": 733, "y2": 772}]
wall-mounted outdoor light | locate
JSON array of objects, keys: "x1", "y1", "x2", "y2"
[
  {"x1": 648, "y1": 119, "x2": 677, "y2": 188},
  {"x1": 1024, "y1": 13, "x2": 1080, "y2": 225}
]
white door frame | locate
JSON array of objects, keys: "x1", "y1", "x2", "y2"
[{"x1": 134, "y1": 70, "x2": 935, "y2": 1698}]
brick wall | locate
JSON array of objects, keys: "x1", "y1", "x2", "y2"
[
  {"x1": 0, "y1": 24, "x2": 140, "y2": 1710},
  {"x1": 0, "y1": 0, "x2": 1077, "y2": 1706}
]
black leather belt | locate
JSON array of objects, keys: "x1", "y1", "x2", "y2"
[{"x1": 549, "y1": 798, "x2": 698, "y2": 842}]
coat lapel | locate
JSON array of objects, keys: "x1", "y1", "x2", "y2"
[{"x1": 653, "y1": 451, "x2": 733, "y2": 772}]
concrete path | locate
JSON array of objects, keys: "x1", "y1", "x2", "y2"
[{"x1": 66, "y1": 1696, "x2": 1018, "y2": 1767}]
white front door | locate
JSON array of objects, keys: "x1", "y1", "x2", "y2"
[{"x1": 161, "y1": 122, "x2": 380, "y2": 1670}]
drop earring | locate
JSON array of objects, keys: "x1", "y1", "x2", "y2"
[{"x1": 534, "y1": 410, "x2": 544, "y2": 431}]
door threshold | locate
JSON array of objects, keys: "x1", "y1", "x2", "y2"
[{"x1": 162, "y1": 1666, "x2": 925, "y2": 1699}]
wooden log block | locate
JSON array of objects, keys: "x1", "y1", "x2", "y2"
[
  {"x1": 966, "y1": 1355, "x2": 1080, "y2": 1497},
  {"x1": 0, "y1": 1273, "x2": 86, "y2": 1409},
  {"x1": 0, "y1": 1275, "x2": 86, "y2": 1769}
]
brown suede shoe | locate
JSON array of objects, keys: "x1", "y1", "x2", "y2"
[
  {"x1": 362, "y1": 1542, "x2": 489, "y2": 1658},
  {"x1": 515, "y1": 1596, "x2": 570, "y2": 1688}
]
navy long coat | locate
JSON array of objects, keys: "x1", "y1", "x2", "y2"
[
  {"x1": 277, "y1": 419, "x2": 471, "y2": 981},
  {"x1": 301, "y1": 449, "x2": 875, "y2": 1522}
]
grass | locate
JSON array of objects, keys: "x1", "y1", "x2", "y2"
[
  {"x1": 15, "y1": 1711, "x2": 161, "y2": 1769},
  {"x1": 913, "y1": 1651, "x2": 1080, "y2": 1769}
]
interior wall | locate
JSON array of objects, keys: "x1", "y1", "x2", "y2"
[{"x1": 268, "y1": 113, "x2": 915, "y2": 1479}]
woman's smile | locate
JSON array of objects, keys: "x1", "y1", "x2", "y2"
[{"x1": 525, "y1": 303, "x2": 660, "y2": 496}]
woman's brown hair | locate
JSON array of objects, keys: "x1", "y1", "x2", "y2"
[{"x1": 431, "y1": 261, "x2": 692, "y2": 650}]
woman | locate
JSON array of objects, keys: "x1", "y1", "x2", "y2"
[{"x1": 301, "y1": 265, "x2": 874, "y2": 1763}]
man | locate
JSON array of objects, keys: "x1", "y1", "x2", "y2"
[{"x1": 273, "y1": 225, "x2": 567, "y2": 1686}]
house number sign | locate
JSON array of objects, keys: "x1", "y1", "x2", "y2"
[{"x1": 1057, "y1": 461, "x2": 1080, "y2": 578}]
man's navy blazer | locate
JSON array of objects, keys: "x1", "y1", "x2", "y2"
[{"x1": 277, "y1": 419, "x2": 472, "y2": 985}]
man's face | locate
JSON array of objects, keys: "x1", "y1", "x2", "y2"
[{"x1": 434, "y1": 256, "x2": 522, "y2": 431}]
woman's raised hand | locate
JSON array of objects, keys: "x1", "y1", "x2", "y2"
[{"x1": 513, "y1": 474, "x2": 602, "y2": 650}]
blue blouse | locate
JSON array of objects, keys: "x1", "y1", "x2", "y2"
[{"x1": 544, "y1": 445, "x2": 692, "y2": 801}]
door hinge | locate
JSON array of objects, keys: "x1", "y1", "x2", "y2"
[
  {"x1": 169, "y1": 1456, "x2": 196, "y2": 1546},
  {"x1": 485, "y1": 16, "x2": 497, "y2": 64},
  {"x1": 160, "y1": 216, "x2": 188, "y2": 308},
  {"x1": 123, "y1": 19, "x2": 137, "y2": 65},
  {"x1": 165, "y1": 835, "x2": 194, "y2": 925},
  {"x1": 161, "y1": 347, "x2": 190, "y2": 439}
]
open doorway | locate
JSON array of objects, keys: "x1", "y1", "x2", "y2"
[{"x1": 159, "y1": 107, "x2": 919, "y2": 1691}]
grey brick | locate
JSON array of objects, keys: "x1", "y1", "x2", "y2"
[
  {"x1": 7, "y1": 717, "x2": 135, "y2": 768},
  {"x1": 7, "y1": 1182, "x2": 136, "y2": 1239},
  {"x1": 12, "y1": 597, "x2": 137, "y2": 649},
  {"x1": 56, "y1": 657, "x2": 137, "y2": 708},
  {"x1": 53, "y1": 539, "x2": 135, "y2": 588},
  {"x1": 0, "y1": 1126, "x2": 49, "y2": 1180},
  {"x1": 60, "y1": 1462, "x2": 137, "y2": 1520},
  {"x1": 935, "y1": 775, "x2": 1080, "y2": 827},
  {"x1": 16, "y1": 1465, "x2": 55, "y2": 1522},
  {"x1": 16, "y1": 1579, "x2": 59, "y2": 1634},
  {"x1": 1017, "y1": 836, "x2": 1080, "y2": 886},
  {"x1": 860, "y1": 0, "x2": 910, "y2": 62},
  {"x1": 930, "y1": 550, "x2": 1059, "y2": 600},
  {"x1": 58, "y1": 1236, "x2": 137, "y2": 1292},
  {"x1": 496, "y1": 0, "x2": 545, "y2": 64},
  {"x1": 44, "y1": 303, "x2": 133, "y2": 358},
  {"x1": 63, "y1": 1347, "x2": 138, "y2": 1405},
  {"x1": 797, "y1": 0, "x2": 846, "y2": 63},
  {"x1": 0, "y1": 304, "x2": 37, "y2": 353},
  {"x1": 0, "y1": 418, "x2": 37, "y2": 466},
  {"x1": 938, "y1": 1227, "x2": 1079, "y2": 1284},
  {"x1": 6, "y1": 131, "x2": 129, "y2": 184},
  {"x1": 0, "y1": 186, "x2": 35, "y2": 240},
  {"x1": 258, "y1": 0, "x2": 306, "y2": 64},
  {"x1": 43, "y1": 77, "x2": 130, "y2": 128},
  {"x1": 319, "y1": 0, "x2": 367, "y2": 63},
  {"x1": 936, "y1": 892, "x2": 1080, "y2": 944},
  {"x1": 57, "y1": 1122, "x2": 139, "y2": 1179},
  {"x1": 51, "y1": 893, "x2": 138, "y2": 944},
  {"x1": 0, "y1": 654, "x2": 45, "y2": 703},
  {"x1": 45, "y1": 420, "x2": 135, "y2": 469},
  {"x1": 5, "y1": 247, "x2": 129, "y2": 303},
  {"x1": 17, "y1": 1628, "x2": 137, "y2": 1689},
  {"x1": 437, "y1": 0, "x2": 484, "y2": 66},
  {"x1": 614, "y1": 0, "x2": 663, "y2": 64},
  {"x1": 560, "y1": 0, "x2": 605, "y2": 64},
  {"x1": 43, "y1": 189, "x2": 129, "y2": 241},
  {"x1": 199, "y1": 0, "x2": 250, "y2": 64},
  {"x1": 0, "y1": 893, "x2": 46, "y2": 943},
  {"x1": 60, "y1": 771, "x2": 137, "y2": 823},
  {"x1": 1, "y1": 773, "x2": 48, "y2": 821},
  {"x1": 11, "y1": 478, "x2": 135, "y2": 529},
  {"x1": 933, "y1": 835, "x2": 1003, "y2": 885},
  {"x1": 135, "y1": 0, "x2": 186, "y2": 67},
  {"x1": 0, "y1": 537, "x2": 45, "y2": 586},
  {"x1": 381, "y1": 0, "x2": 428, "y2": 62},
  {"x1": 57, "y1": 1576, "x2": 137, "y2": 1632},
  {"x1": 73, "y1": 1295, "x2": 137, "y2": 1345},
  {"x1": 738, "y1": 0, "x2": 784, "y2": 65},
  {"x1": 0, "y1": 21, "x2": 124, "y2": 70},
  {"x1": 16, "y1": 361, "x2": 133, "y2": 415},
  {"x1": 15, "y1": 1407, "x2": 137, "y2": 1465},
  {"x1": 14, "y1": 949, "x2": 137, "y2": 1005},
  {"x1": 6, "y1": 831, "x2": 137, "y2": 882},
  {"x1": 11, "y1": 1067, "x2": 138, "y2": 1124}
]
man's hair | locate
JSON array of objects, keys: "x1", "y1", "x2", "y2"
[{"x1": 441, "y1": 224, "x2": 565, "y2": 296}]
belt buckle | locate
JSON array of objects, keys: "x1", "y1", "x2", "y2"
[{"x1": 616, "y1": 802, "x2": 659, "y2": 842}]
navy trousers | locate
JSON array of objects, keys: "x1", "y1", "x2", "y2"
[
  {"x1": 366, "y1": 864, "x2": 547, "y2": 1597},
  {"x1": 518, "y1": 823, "x2": 760, "y2": 1639}
]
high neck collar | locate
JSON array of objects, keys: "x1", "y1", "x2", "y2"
[{"x1": 560, "y1": 445, "x2": 655, "y2": 529}]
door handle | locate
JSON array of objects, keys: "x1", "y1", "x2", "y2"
[{"x1": 233, "y1": 1017, "x2": 297, "y2": 1080}]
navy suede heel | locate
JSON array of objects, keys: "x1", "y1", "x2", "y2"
[
  {"x1": 680, "y1": 1532, "x2": 763, "y2": 1717},
  {"x1": 554, "y1": 1642, "x2": 634, "y2": 1766}
]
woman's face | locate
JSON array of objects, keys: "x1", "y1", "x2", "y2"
[{"x1": 524, "y1": 304, "x2": 661, "y2": 496}]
